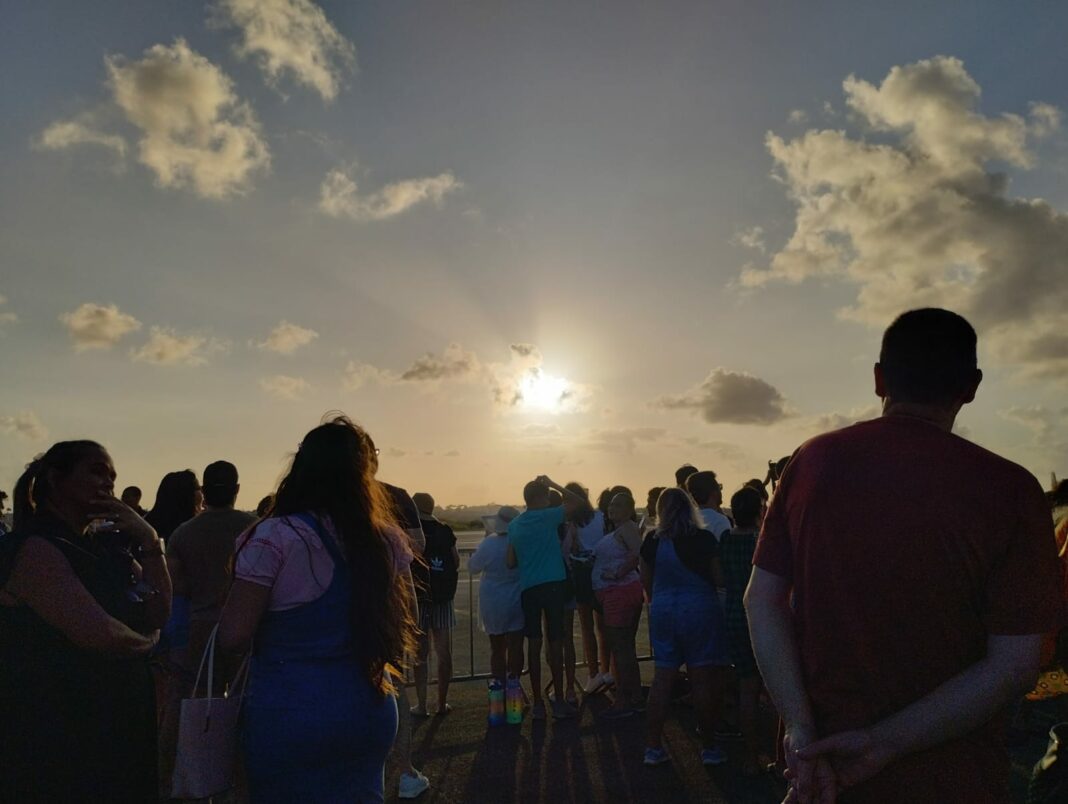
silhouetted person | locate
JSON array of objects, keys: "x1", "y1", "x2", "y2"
[
  {"x1": 218, "y1": 416, "x2": 417, "y2": 802},
  {"x1": 409, "y1": 492, "x2": 458, "y2": 717},
  {"x1": 0, "y1": 441, "x2": 171, "y2": 800},
  {"x1": 166, "y1": 461, "x2": 255, "y2": 671},
  {"x1": 121, "y1": 485, "x2": 147, "y2": 517},
  {"x1": 506, "y1": 477, "x2": 580, "y2": 721},
  {"x1": 0, "y1": 489, "x2": 8, "y2": 536},
  {"x1": 746, "y1": 308, "x2": 1063, "y2": 803},
  {"x1": 256, "y1": 494, "x2": 275, "y2": 518},
  {"x1": 675, "y1": 464, "x2": 699, "y2": 489},
  {"x1": 685, "y1": 470, "x2": 731, "y2": 541}
]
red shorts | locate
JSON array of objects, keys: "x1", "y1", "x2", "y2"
[{"x1": 595, "y1": 580, "x2": 645, "y2": 628}]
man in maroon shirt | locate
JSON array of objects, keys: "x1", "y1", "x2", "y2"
[{"x1": 745, "y1": 308, "x2": 1062, "y2": 803}]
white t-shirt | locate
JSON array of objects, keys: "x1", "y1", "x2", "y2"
[
  {"x1": 576, "y1": 511, "x2": 606, "y2": 552},
  {"x1": 698, "y1": 508, "x2": 732, "y2": 542},
  {"x1": 235, "y1": 514, "x2": 413, "y2": 611}
]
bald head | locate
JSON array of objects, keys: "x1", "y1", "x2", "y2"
[{"x1": 412, "y1": 492, "x2": 435, "y2": 515}]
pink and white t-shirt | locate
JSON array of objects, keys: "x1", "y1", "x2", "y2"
[{"x1": 235, "y1": 514, "x2": 414, "y2": 611}]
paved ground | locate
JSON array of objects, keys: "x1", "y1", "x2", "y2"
[{"x1": 389, "y1": 673, "x2": 787, "y2": 804}]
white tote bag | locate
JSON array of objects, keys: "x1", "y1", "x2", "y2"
[{"x1": 171, "y1": 624, "x2": 250, "y2": 800}]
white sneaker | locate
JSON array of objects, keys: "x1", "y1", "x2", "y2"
[
  {"x1": 584, "y1": 673, "x2": 608, "y2": 695},
  {"x1": 399, "y1": 769, "x2": 430, "y2": 799}
]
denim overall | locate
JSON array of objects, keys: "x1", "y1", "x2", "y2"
[{"x1": 242, "y1": 514, "x2": 399, "y2": 803}]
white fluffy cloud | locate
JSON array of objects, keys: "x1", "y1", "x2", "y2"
[
  {"x1": 213, "y1": 0, "x2": 356, "y2": 101},
  {"x1": 106, "y1": 39, "x2": 270, "y2": 198},
  {"x1": 60, "y1": 302, "x2": 142, "y2": 350},
  {"x1": 740, "y1": 56, "x2": 1068, "y2": 380},
  {"x1": 319, "y1": 166, "x2": 461, "y2": 222},
  {"x1": 341, "y1": 361, "x2": 394, "y2": 391},
  {"x1": 654, "y1": 368, "x2": 791, "y2": 425},
  {"x1": 258, "y1": 321, "x2": 319, "y2": 354},
  {"x1": 37, "y1": 119, "x2": 127, "y2": 159},
  {"x1": 260, "y1": 374, "x2": 311, "y2": 399},
  {"x1": 130, "y1": 327, "x2": 221, "y2": 366},
  {"x1": 0, "y1": 411, "x2": 49, "y2": 441}
]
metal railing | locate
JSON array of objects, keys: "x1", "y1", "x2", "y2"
[{"x1": 411, "y1": 547, "x2": 653, "y2": 685}]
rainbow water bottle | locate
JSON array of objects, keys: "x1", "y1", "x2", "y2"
[
  {"x1": 488, "y1": 678, "x2": 505, "y2": 726},
  {"x1": 505, "y1": 675, "x2": 524, "y2": 725}
]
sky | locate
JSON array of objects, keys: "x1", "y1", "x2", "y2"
[{"x1": 2, "y1": 0, "x2": 1067, "y2": 508}]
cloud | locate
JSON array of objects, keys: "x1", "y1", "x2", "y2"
[
  {"x1": 260, "y1": 374, "x2": 310, "y2": 399},
  {"x1": 0, "y1": 295, "x2": 16, "y2": 331},
  {"x1": 788, "y1": 109, "x2": 808, "y2": 125},
  {"x1": 60, "y1": 302, "x2": 142, "y2": 350},
  {"x1": 37, "y1": 119, "x2": 127, "y2": 159},
  {"x1": 732, "y1": 225, "x2": 766, "y2": 253},
  {"x1": 341, "y1": 361, "x2": 395, "y2": 391},
  {"x1": 998, "y1": 405, "x2": 1063, "y2": 437},
  {"x1": 654, "y1": 368, "x2": 791, "y2": 425},
  {"x1": 400, "y1": 343, "x2": 481, "y2": 382},
  {"x1": 679, "y1": 437, "x2": 750, "y2": 465},
  {"x1": 489, "y1": 344, "x2": 594, "y2": 414},
  {"x1": 130, "y1": 327, "x2": 222, "y2": 366},
  {"x1": 319, "y1": 166, "x2": 461, "y2": 221},
  {"x1": 0, "y1": 412, "x2": 49, "y2": 441},
  {"x1": 106, "y1": 39, "x2": 270, "y2": 198},
  {"x1": 810, "y1": 404, "x2": 882, "y2": 433},
  {"x1": 258, "y1": 321, "x2": 319, "y2": 354},
  {"x1": 212, "y1": 0, "x2": 356, "y2": 101},
  {"x1": 740, "y1": 55, "x2": 1068, "y2": 380},
  {"x1": 585, "y1": 427, "x2": 668, "y2": 454},
  {"x1": 444, "y1": 449, "x2": 461, "y2": 458},
  {"x1": 386, "y1": 447, "x2": 406, "y2": 458}
]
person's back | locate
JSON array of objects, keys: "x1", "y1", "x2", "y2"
[
  {"x1": 748, "y1": 309, "x2": 1063, "y2": 803},
  {"x1": 169, "y1": 508, "x2": 255, "y2": 623},
  {"x1": 418, "y1": 516, "x2": 459, "y2": 605},
  {"x1": 508, "y1": 507, "x2": 566, "y2": 591},
  {"x1": 760, "y1": 416, "x2": 1058, "y2": 797}
]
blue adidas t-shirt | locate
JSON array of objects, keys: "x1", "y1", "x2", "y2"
[{"x1": 507, "y1": 506, "x2": 566, "y2": 591}]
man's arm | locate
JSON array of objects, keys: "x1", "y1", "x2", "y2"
[
  {"x1": 536, "y1": 476, "x2": 584, "y2": 505},
  {"x1": 800, "y1": 633, "x2": 1044, "y2": 791},
  {"x1": 745, "y1": 567, "x2": 835, "y2": 804}
]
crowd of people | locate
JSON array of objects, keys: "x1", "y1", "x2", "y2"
[{"x1": 0, "y1": 307, "x2": 1066, "y2": 804}]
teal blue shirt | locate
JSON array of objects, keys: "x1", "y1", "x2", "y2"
[{"x1": 507, "y1": 506, "x2": 567, "y2": 591}]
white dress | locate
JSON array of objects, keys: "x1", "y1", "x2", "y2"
[{"x1": 468, "y1": 534, "x2": 525, "y2": 636}]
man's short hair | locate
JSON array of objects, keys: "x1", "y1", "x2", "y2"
[
  {"x1": 686, "y1": 471, "x2": 720, "y2": 506},
  {"x1": 731, "y1": 487, "x2": 764, "y2": 529},
  {"x1": 121, "y1": 486, "x2": 142, "y2": 502},
  {"x1": 523, "y1": 480, "x2": 550, "y2": 507},
  {"x1": 879, "y1": 309, "x2": 979, "y2": 404},
  {"x1": 203, "y1": 461, "x2": 239, "y2": 507},
  {"x1": 412, "y1": 492, "x2": 435, "y2": 515},
  {"x1": 675, "y1": 464, "x2": 699, "y2": 488}
]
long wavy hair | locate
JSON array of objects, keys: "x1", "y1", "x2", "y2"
[
  {"x1": 655, "y1": 487, "x2": 704, "y2": 541},
  {"x1": 12, "y1": 440, "x2": 106, "y2": 532},
  {"x1": 252, "y1": 415, "x2": 416, "y2": 695},
  {"x1": 146, "y1": 470, "x2": 199, "y2": 540}
]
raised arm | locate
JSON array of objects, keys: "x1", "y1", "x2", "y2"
[{"x1": 536, "y1": 476, "x2": 584, "y2": 505}]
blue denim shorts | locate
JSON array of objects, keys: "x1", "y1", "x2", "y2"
[{"x1": 650, "y1": 595, "x2": 730, "y2": 670}]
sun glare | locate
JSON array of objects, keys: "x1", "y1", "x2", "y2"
[{"x1": 518, "y1": 370, "x2": 570, "y2": 413}]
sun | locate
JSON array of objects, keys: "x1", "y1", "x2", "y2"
[{"x1": 518, "y1": 370, "x2": 571, "y2": 413}]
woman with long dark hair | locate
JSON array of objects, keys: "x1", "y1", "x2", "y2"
[
  {"x1": 218, "y1": 416, "x2": 417, "y2": 803},
  {"x1": 146, "y1": 469, "x2": 202, "y2": 542},
  {"x1": 0, "y1": 440, "x2": 172, "y2": 801}
]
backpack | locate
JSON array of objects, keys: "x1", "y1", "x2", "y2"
[{"x1": 421, "y1": 518, "x2": 459, "y2": 604}]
